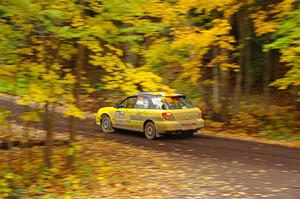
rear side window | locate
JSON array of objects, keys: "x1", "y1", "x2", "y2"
[
  {"x1": 150, "y1": 96, "x2": 195, "y2": 110},
  {"x1": 163, "y1": 96, "x2": 195, "y2": 109}
]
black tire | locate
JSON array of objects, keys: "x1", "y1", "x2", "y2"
[
  {"x1": 101, "y1": 115, "x2": 114, "y2": 133},
  {"x1": 144, "y1": 122, "x2": 157, "y2": 140},
  {"x1": 184, "y1": 130, "x2": 196, "y2": 137}
]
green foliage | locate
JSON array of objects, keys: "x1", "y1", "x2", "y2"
[
  {"x1": 265, "y1": 7, "x2": 300, "y2": 96},
  {"x1": 1, "y1": 0, "x2": 298, "y2": 105}
]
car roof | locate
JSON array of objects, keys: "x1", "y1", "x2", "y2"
[{"x1": 134, "y1": 92, "x2": 185, "y2": 97}]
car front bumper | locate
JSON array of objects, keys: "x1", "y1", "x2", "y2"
[
  {"x1": 155, "y1": 118, "x2": 204, "y2": 134},
  {"x1": 96, "y1": 114, "x2": 101, "y2": 125}
]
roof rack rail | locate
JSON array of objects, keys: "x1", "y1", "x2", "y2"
[
  {"x1": 138, "y1": 92, "x2": 153, "y2": 95},
  {"x1": 138, "y1": 92, "x2": 185, "y2": 96},
  {"x1": 138, "y1": 92, "x2": 165, "y2": 95}
]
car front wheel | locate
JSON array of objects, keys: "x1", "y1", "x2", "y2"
[
  {"x1": 144, "y1": 122, "x2": 157, "y2": 140},
  {"x1": 101, "y1": 115, "x2": 114, "y2": 133}
]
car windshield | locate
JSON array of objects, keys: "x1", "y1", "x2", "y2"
[{"x1": 151, "y1": 96, "x2": 195, "y2": 110}]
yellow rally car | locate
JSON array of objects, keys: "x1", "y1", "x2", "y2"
[{"x1": 96, "y1": 92, "x2": 204, "y2": 139}]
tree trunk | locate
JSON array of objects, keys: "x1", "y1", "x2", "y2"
[
  {"x1": 69, "y1": 44, "x2": 84, "y2": 142},
  {"x1": 244, "y1": 11, "x2": 252, "y2": 102},
  {"x1": 233, "y1": 11, "x2": 245, "y2": 114},
  {"x1": 24, "y1": 124, "x2": 32, "y2": 162},
  {"x1": 234, "y1": 72, "x2": 242, "y2": 112},
  {"x1": 124, "y1": 43, "x2": 137, "y2": 67},
  {"x1": 7, "y1": 121, "x2": 13, "y2": 170},
  {"x1": 68, "y1": 115, "x2": 75, "y2": 167},
  {"x1": 123, "y1": 24, "x2": 138, "y2": 68},
  {"x1": 220, "y1": 68, "x2": 229, "y2": 121},
  {"x1": 43, "y1": 102, "x2": 52, "y2": 168},
  {"x1": 199, "y1": 75, "x2": 213, "y2": 117},
  {"x1": 294, "y1": 87, "x2": 300, "y2": 113},
  {"x1": 212, "y1": 47, "x2": 220, "y2": 117},
  {"x1": 68, "y1": 44, "x2": 84, "y2": 167},
  {"x1": 263, "y1": 47, "x2": 271, "y2": 111}
]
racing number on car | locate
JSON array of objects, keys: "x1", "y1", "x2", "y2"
[
  {"x1": 115, "y1": 111, "x2": 125, "y2": 126},
  {"x1": 115, "y1": 111, "x2": 125, "y2": 117},
  {"x1": 130, "y1": 112, "x2": 143, "y2": 121}
]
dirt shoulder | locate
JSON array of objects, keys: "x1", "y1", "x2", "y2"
[{"x1": 200, "y1": 129, "x2": 300, "y2": 149}]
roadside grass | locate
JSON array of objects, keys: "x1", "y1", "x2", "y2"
[
  {"x1": 0, "y1": 78, "x2": 29, "y2": 96},
  {"x1": 201, "y1": 128, "x2": 300, "y2": 149},
  {"x1": 258, "y1": 130, "x2": 300, "y2": 141}
]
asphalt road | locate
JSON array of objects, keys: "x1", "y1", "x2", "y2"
[{"x1": 1, "y1": 97, "x2": 300, "y2": 198}]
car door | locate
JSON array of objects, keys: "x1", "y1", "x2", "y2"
[
  {"x1": 135, "y1": 96, "x2": 150, "y2": 131},
  {"x1": 113, "y1": 98, "x2": 127, "y2": 128},
  {"x1": 124, "y1": 96, "x2": 140, "y2": 130}
]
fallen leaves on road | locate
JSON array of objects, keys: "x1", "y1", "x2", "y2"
[{"x1": 1, "y1": 126, "x2": 300, "y2": 198}]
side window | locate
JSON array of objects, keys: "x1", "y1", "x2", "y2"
[
  {"x1": 124, "y1": 97, "x2": 137, "y2": 108},
  {"x1": 151, "y1": 97, "x2": 164, "y2": 109},
  {"x1": 135, "y1": 96, "x2": 149, "y2": 109},
  {"x1": 118, "y1": 97, "x2": 137, "y2": 108},
  {"x1": 119, "y1": 99, "x2": 127, "y2": 108}
]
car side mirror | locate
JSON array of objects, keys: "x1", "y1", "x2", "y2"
[{"x1": 114, "y1": 104, "x2": 123, "y2": 108}]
